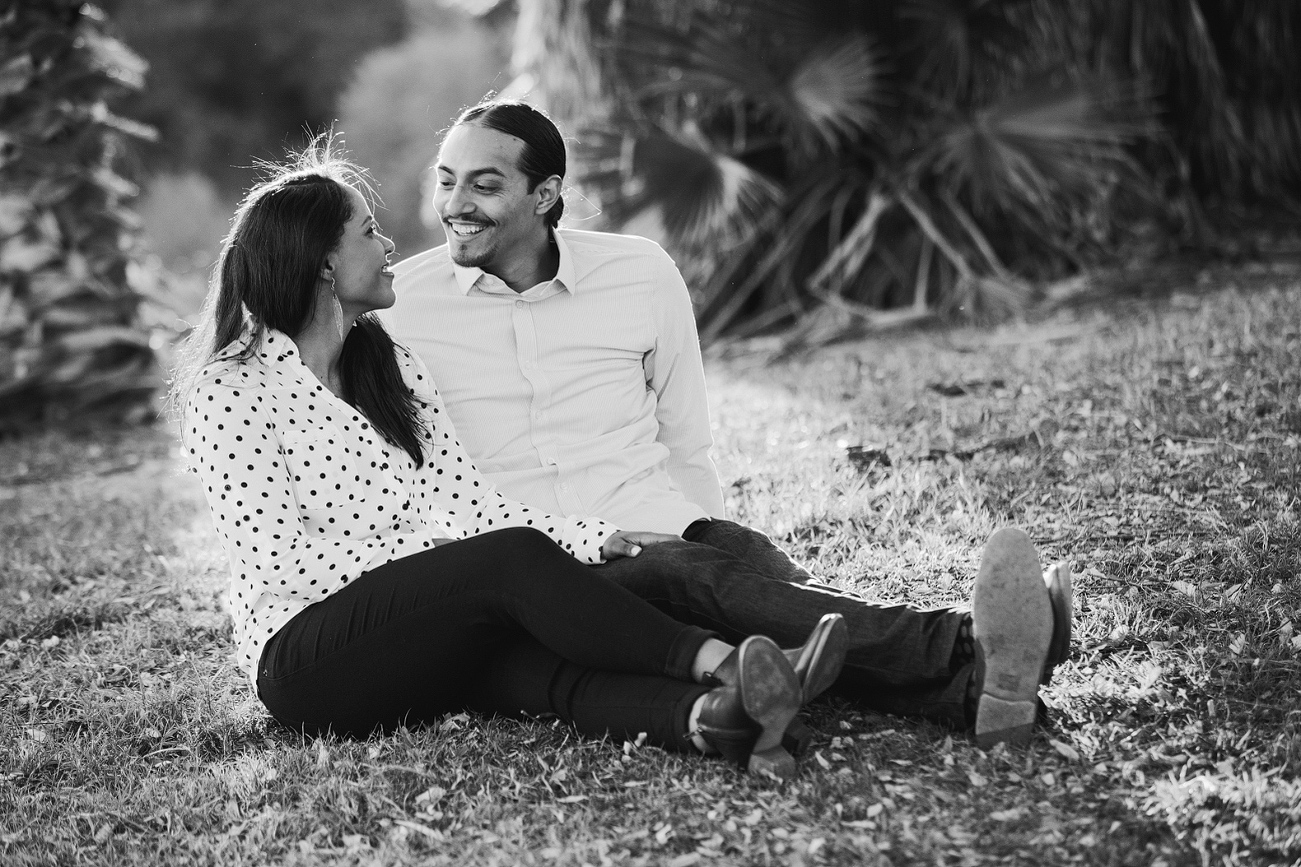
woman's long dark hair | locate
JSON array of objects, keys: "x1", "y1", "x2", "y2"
[{"x1": 169, "y1": 139, "x2": 426, "y2": 468}]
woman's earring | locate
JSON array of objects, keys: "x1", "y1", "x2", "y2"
[{"x1": 330, "y1": 276, "x2": 346, "y2": 341}]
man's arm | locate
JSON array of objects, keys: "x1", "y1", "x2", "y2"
[{"x1": 644, "y1": 253, "x2": 726, "y2": 517}]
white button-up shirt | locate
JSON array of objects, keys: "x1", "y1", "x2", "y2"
[
  {"x1": 184, "y1": 328, "x2": 614, "y2": 685},
  {"x1": 385, "y1": 228, "x2": 725, "y2": 535}
]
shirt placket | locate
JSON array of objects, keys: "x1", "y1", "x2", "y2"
[{"x1": 512, "y1": 296, "x2": 583, "y2": 515}]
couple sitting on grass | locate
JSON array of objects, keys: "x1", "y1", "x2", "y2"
[{"x1": 170, "y1": 99, "x2": 1073, "y2": 781}]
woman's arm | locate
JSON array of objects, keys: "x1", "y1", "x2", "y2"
[{"x1": 185, "y1": 377, "x2": 434, "y2": 604}]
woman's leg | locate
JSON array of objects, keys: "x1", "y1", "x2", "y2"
[
  {"x1": 257, "y1": 527, "x2": 716, "y2": 736},
  {"x1": 468, "y1": 634, "x2": 805, "y2": 780},
  {"x1": 466, "y1": 635, "x2": 710, "y2": 751}
]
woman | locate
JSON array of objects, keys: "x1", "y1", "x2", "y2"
[{"x1": 169, "y1": 142, "x2": 847, "y2": 780}]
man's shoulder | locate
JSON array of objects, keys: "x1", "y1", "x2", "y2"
[
  {"x1": 391, "y1": 244, "x2": 455, "y2": 287},
  {"x1": 559, "y1": 227, "x2": 673, "y2": 264}
]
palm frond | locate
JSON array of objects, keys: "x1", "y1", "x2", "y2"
[
  {"x1": 572, "y1": 123, "x2": 780, "y2": 245},
  {"x1": 899, "y1": 0, "x2": 1037, "y2": 98},
  {"x1": 924, "y1": 78, "x2": 1152, "y2": 220},
  {"x1": 605, "y1": 8, "x2": 784, "y2": 109},
  {"x1": 607, "y1": 5, "x2": 885, "y2": 159},
  {"x1": 785, "y1": 36, "x2": 888, "y2": 155}
]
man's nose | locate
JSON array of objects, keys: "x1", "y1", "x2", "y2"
[{"x1": 442, "y1": 183, "x2": 471, "y2": 216}]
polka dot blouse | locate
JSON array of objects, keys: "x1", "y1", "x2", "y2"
[{"x1": 184, "y1": 328, "x2": 616, "y2": 686}]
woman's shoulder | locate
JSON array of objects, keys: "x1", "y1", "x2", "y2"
[
  {"x1": 193, "y1": 328, "x2": 300, "y2": 392},
  {"x1": 194, "y1": 352, "x2": 270, "y2": 393}
]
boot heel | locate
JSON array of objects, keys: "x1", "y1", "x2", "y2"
[
  {"x1": 974, "y1": 694, "x2": 1037, "y2": 749},
  {"x1": 747, "y1": 745, "x2": 796, "y2": 780},
  {"x1": 739, "y1": 638, "x2": 801, "y2": 755}
]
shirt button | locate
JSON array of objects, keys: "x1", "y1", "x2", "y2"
[
  {"x1": 535, "y1": 411, "x2": 544, "y2": 420},
  {"x1": 515, "y1": 300, "x2": 524, "y2": 309}
]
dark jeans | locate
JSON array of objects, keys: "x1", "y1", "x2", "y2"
[
  {"x1": 683, "y1": 518, "x2": 815, "y2": 584},
  {"x1": 257, "y1": 528, "x2": 713, "y2": 747},
  {"x1": 594, "y1": 536, "x2": 972, "y2": 728}
]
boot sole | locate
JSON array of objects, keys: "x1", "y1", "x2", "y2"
[
  {"x1": 792, "y1": 613, "x2": 849, "y2": 704},
  {"x1": 737, "y1": 637, "x2": 801, "y2": 779},
  {"x1": 972, "y1": 528, "x2": 1052, "y2": 748}
]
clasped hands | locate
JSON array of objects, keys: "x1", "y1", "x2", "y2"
[{"x1": 600, "y1": 529, "x2": 681, "y2": 560}]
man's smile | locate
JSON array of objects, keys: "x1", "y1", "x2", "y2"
[{"x1": 448, "y1": 220, "x2": 489, "y2": 237}]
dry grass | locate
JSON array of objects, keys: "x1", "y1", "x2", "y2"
[{"x1": 2, "y1": 265, "x2": 1299, "y2": 866}]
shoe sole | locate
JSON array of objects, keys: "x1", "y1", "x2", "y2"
[
  {"x1": 1042, "y1": 562, "x2": 1073, "y2": 685},
  {"x1": 792, "y1": 613, "x2": 849, "y2": 704},
  {"x1": 972, "y1": 528, "x2": 1052, "y2": 749},
  {"x1": 737, "y1": 636, "x2": 801, "y2": 780}
]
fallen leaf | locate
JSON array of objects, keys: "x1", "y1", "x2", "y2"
[{"x1": 1050, "y1": 739, "x2": 1080, "y2": 761}]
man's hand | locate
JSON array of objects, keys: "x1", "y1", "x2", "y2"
[{"x1": 601, "y1": 529, "x2": 681, "y2": 560}]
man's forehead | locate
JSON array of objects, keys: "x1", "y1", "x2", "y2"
[{"x1": 437, "y1": 123, "x2": 525, "y2": 173}]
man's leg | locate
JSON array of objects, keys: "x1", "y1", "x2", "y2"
[
  {"x1": 682, "y1": 518, "x2": 817, "y2": 585},
  {"x1": 594, "y1": 539, "x2": 970, "y2": 728}
]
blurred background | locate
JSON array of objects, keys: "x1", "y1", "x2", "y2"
[{"x1": 1, "y1": 0, "x2": 1299, "y2": 429}]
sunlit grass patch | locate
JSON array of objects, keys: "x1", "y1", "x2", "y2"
[{"x1": 2, "y1": 271, "x2": 1299, "y2": 865}]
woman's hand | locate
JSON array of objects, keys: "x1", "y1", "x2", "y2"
[{"x1": 601, "y1": 530, "x2": 681, "y2": 560}]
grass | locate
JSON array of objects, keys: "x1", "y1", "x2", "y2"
[{"x1": 2, "y1": 264, "x2": 1299, "y2": 866}]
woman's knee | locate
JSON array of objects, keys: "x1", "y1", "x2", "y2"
[{"x1": 483, "y1": 526, "x2": 575, "y2": 568}]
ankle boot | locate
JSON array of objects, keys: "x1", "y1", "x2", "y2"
[
  {"x1": 694, "y1": 636, "x2": 800, "y2": 780},
  {"x1": 706, "y1": 613, "x2": 848, "y2": 703}
]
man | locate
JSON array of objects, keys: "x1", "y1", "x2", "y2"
[
  {"x1": 385, "y1": 99, "x2": 1071, "y2": 747},
  {"x1": 388, "y1": 99, "x2": 814, "y2": 584}
]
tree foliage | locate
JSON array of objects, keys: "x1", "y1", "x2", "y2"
[
  {"x1": 100, "y1": 0, "x2": 408, "y2": 194},
  {"x1": 518, "y1": 0, "x2": 1301, "y2": 340},
  {"x1": 0, "y1": 0, "x2": 160, "y2": 429}
]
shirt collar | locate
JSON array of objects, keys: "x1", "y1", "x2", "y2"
[
  {"x1": 251, "y1": 327, "x2": 297, "y2": 365},
  {"x1": 450, "y1": 229, "x2": 579, "y2": 296}
]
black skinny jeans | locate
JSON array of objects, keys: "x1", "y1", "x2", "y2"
[{"x1": 256, "y1": 528, "x2": 714, "y2": 748}]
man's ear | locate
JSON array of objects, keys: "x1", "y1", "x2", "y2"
[{"x1": 533, "y1": 175, "x2": 562, "y2": 216}]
